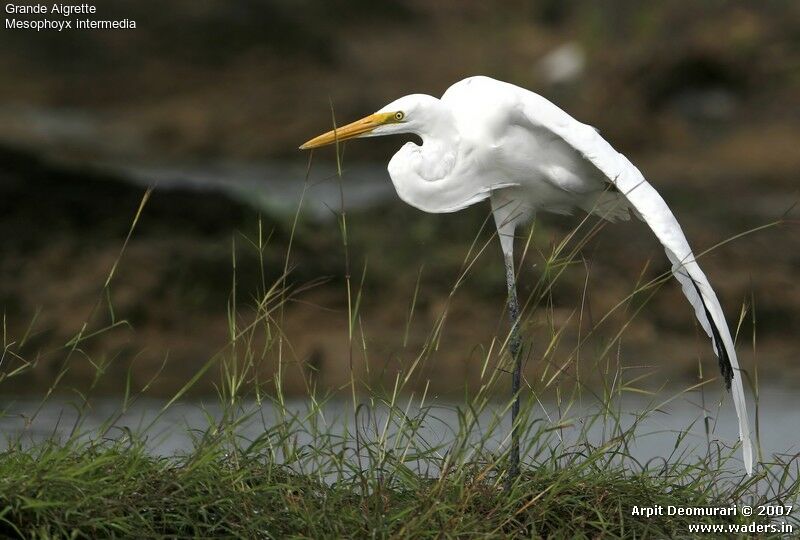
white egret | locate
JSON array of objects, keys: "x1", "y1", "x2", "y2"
[{"x1": 300, "y1": 75, "x2": 752, "y2": 478}]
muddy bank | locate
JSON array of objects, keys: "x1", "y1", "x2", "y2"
[
  {"x1": 0, "y1": 2, "x2": 798, "y2": 396},
  {"x1": 0, "y1": 144, "x2": 797, "y2": 398}
]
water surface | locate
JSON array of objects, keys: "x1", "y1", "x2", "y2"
[{"x1": 2, "y1": 385, "x2": 797, "y2": 476}]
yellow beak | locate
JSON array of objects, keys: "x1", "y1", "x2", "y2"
[{"x1": 299, "y1": 112, "x2": 396, "y2": 150}]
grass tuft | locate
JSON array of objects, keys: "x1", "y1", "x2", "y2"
[
  {"x1": 0, "y1": 170, "x2": 798, "y2": 538},
  {"x1": 0, "y1": 428, "x2": 796, "y2": 538}
]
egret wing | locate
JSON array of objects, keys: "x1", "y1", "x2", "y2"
[{"x1": 515, "y1": 91, "x2": 753, "y2": 474}]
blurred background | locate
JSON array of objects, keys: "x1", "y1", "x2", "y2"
[{"x1": 0, "y1": 0, "x2": 798, "y2": 398}]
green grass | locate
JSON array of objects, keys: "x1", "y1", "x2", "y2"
[
  {"x1": 0, "y1": 396, "x2": 796, "y2": 539},
  {"x1": 0, "y1": 179, "x2": 797, "y2": 538}
]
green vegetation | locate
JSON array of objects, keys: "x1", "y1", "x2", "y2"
[
  {"x1": 1, "y1": 417, "x2": 795, "y2": 538},
  {"x1": 0, "y1": 182, "x2": 797, "y2": 538}
]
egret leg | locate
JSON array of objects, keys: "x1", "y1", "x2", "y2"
[{"x1": 504, "y1": 253, "x2": 523, "y2": 487}]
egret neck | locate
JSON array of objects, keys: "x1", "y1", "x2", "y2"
[{"x1": 392, "y1": 98, "x2": 460, "y2": 182}]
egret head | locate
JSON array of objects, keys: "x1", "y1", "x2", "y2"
[{"x1": 299, "y1": 94, "x2": 438, "y2": 150}]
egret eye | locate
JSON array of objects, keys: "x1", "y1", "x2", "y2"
[{"x1": 394, "y1": 112, "x2": 404, "y2": 121}]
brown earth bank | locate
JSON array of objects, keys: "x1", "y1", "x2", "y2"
[
  {"x1": 0, "y1": 2, "x2": 797, "y2": 396},
  {"x1": 0, "y1": 145, "x2": 797, "y2": 398}
]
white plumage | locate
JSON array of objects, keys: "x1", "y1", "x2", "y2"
[{"x1": 301, "y1": 75, "x2": 752, "y2": 476}]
